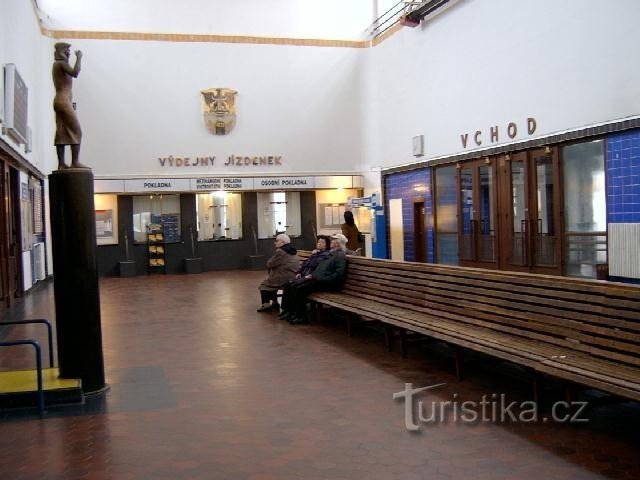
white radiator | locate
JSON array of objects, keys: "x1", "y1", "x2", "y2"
[
  {"x1": 608, "y1": 223, "x2": 640, "y2": 279},
  {"x1": 33, "y1": 242, "x2": 46, "y2": 281}
]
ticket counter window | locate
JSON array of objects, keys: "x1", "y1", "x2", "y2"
[
  {"x1": 196, "y1": 192, "x2": 242, "y2": 240},
  {"x1": 257, "y1": 192, "x2": 301, "y2": 238},
  {"x1": 132, "y1": 194, "x2": 181, "y2": 243}
]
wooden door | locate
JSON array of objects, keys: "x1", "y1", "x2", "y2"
[
  {"x1": 458, "y1": 158, "x2": 498, "y2": 268},
  {"x1": 496, "y1": 149, "x2": 562, "y2": 275},
  {"x1": 0, "y1": 162, "x2": 8, "y2": 307},
  {"x1": 7, "y1": 168, "x2": 23, "y2": 298},
  {"x1": 528, "y1": 147, "x2": 562, "y2": 274}
]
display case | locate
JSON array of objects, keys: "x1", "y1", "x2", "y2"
[{"x1": 147, "y1": 224, "x2": 166, "y2": 274}]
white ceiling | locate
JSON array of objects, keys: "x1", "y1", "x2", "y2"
[{"x1": 35, "y1": 0, "x2": 381, "y2": 40}]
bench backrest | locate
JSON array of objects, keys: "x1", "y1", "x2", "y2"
[{"x1": 300, "y1": 251, "x2": 640, "y2": 369}]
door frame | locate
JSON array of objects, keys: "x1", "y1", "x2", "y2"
[
  {"x1": 412, "y1": 199, "x2": 426, "y2": 263},
  {"x1": 8, "y1": 167, "x2": 24, "y2": 298},
  {"x1": 457, "y1": 158, "x2": 499, "y2": 269},
  {"x1": 496, "y1": 148, "x2": 563, "y2": 275},
  {"x1": 527, "y1": 147, "x2": 563, "y2": 275},
  {"x1": 497, "y1": 151, "x2": 530, "y2": 272},
  {"x1": 0, "y1": 161, "x2": 9, "y2": 307}
]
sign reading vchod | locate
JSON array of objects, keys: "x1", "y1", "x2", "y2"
[{"x1": 460, "y1": 117, "x2": 537, "y2": 148}]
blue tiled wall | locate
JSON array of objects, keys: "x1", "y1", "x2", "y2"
[
  {"x1": 384, "y1": 168, "x2": 435, "y2": 263},
  {"x1": 607, "y1": 130, "x2": 640, "y2": 223}
]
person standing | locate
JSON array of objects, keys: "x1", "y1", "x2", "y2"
[
  {"x1": 257, "y1": 234, "x2": 300, "y2": 312},
  {"x1": 341, "y1": 210, "x2": 361, "y2": 253}
]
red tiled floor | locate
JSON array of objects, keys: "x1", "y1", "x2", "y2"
[{"x1": 0, "y1": 271, "x2": 639, "y2": 480}]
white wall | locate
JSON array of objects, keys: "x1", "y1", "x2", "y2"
[
  {"x1": 1, "y1": 0, "x2": 56, "y2": 174},
  {"x1": 1, "y1": 0, "x2": 56, "y2": 284},
  {"x1": 60, "y1": 38, "x2": 364, "y2": 177},
  {"x1": 364, "y1": 0, "x2": 640, "y2": 175}
]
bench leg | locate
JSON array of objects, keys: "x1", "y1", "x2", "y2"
[
  {"x1": 346, "y1": 315, "x2": 353, "y2": 337},
  {"x1": 384, "y1": 325, "x2": 394, "y2": 352},
  {"x1": 309, "y1": 302, "x2": 318, "y2": 323},
  {"x1": 531, "y1": 369, "x2": 542, "y2": 405},
  {"x1": 399, "y1": 329, "x2": 408, "y2": 359},
  {"x1": 454, "y1": 346, "x2": 465, "y2": 381},
  {"x1": 565, "y1": 382, "x2": 578, "y2": 416}
]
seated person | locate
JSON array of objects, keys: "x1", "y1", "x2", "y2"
[
  {"x1": 257, "y1": 233, "x2": 300, "y2": 312},
  {"x1": 278, "y1": 235, "x2": 331, "y2": 320},
  {"x1": 287, "y1": 233, "x2": 348, "y2": 325}
]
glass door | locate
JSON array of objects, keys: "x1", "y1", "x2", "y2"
[
  {"x1": 562, "y1": 140, "x2": 607, "y2": 278},
  {"x1": 477, "y1": 162, "x2": 497, "y2": 263},
  {"x1": 530, "y1": 148, "x2": 561, "y2": 271},
  {"x1": 457, "y1": 159, "x2": 498, "y2": 268},
  {"x1": 459, "y1": 165, "x2": 474, "y2": 262},
  {"x1": 497, "y1": 148, "x2": 562, "y2": 274}
]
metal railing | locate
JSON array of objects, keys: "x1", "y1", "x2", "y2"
[
  {"x1": 0, "y1": 319, "x2": 55, "y2": 415},
  {"x1": 369, "y1": 0, "x2": 457, "y2": 38}
]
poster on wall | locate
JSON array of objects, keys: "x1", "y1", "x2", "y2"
[
  {"x1": 95, "y1": 209, "x2": 116, "y2": 245},
  {"x1": 161, "y1": 213, "x2": 181, "y2": 243},
  {"x1": 320, "y1": 204, "x2": 347, "y2": 229}
]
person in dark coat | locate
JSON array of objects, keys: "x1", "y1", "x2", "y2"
[
  {"x1": 257, "y1": 233, "x2": 300, "y2": 312},
  {"x1": 287, "y1": 233, "x2": 348, "y2": 324},
  {"x1": 278, "y1": 235, "x2": 331, "y2": 320}
]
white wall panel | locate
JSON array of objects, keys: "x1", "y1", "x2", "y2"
[
  {"x1": 62, "y1": 39, "x2": 363, "y2": 177},
  {"x1": 364, "y1": 0, "x2": 640, "y2": 171},
  {"x1": 389, "y1": 198, "x2": 403, "y2": 261}
]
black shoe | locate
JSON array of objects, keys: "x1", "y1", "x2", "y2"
[
  {"x1": 288, "y1": 315, "x2": 309, "y2": 325},
  {"x1": 257, "y1": 303, "x2": 274, "y2": 312},
  {"x1": 278, "y1": 311, "x2": 292, "y2": 320}
]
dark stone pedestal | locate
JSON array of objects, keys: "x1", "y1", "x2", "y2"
[
  {"x1": 246, "y1": 255, "x2": 266, "y2": 271},
  {"x1": 119, "y1": 261, "x2": 136, "y2": 277},
  {"x1": 185, "y1": 257, "x2": 202, "y2": 274},
  {"x1": 49, "y1": 169, "x2": 105, "y2": 393}
]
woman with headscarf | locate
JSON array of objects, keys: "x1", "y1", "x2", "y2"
[
  {"x1": 341, "y1": 210, "x2": 361, "y2": 252},
  {"x1": 278, "y1": 235, "x2": 331, "y2": 320},
  {"x1": 286, "y1": 234, "x2": 348, "y2": 325}
]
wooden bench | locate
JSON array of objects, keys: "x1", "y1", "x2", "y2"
[{"x1": 298, "y1": 252, "x2": 640, "y2": 403}]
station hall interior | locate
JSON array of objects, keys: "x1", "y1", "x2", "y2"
[{"x1": 1, "y1": 1, "x2": 640, "y2": 479}]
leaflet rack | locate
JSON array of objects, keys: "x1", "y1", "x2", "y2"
[{"x1": 147, "y1": 224, "x2": 166, "y2": 274}]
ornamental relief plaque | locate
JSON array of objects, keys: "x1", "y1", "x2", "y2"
[{"x1": 200, "y1": 87, "x2": 237, "y2": 135}]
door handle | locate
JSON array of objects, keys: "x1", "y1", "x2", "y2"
[
  {"x1": 471, "y1": 219, "x2": 479, "y2": 261},
  {"x1": 520, "y1": 220, "x2": 528, "y2": 265},
  {"x1": 520, "y1": 219, "x2": 529, "y2": 266}
]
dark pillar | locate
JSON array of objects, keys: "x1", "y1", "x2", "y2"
[{"x1": 49, "y1": 169, "x2": 105, "y2": 393}]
